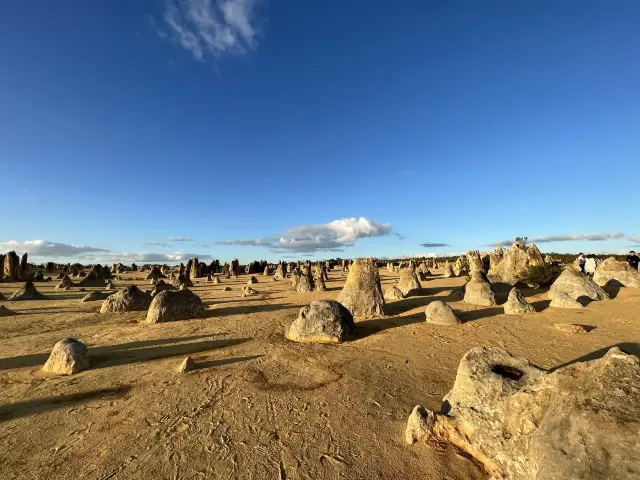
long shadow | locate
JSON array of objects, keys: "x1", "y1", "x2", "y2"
[
  {"x1": 0, "y1": 334, "x2": 217, "y2": 371},
  {"x1": 384, "y1": 293, "x2": 438, "y2": 316},
  {"x1": 210, "y1": 303, "x2": 297, "y2": 316},
  {"x1": 91, "y1": 338, "x2": 249, "y2": 369},
  {"x1": 423, "y1": 286, "x2": 458, "y2": 296},
  {"x1": 549, "y1": 343, "x2": 640, "y2": 372},
  {"x1": 457, "y1": 307, "x2": 504, "y2": 322},
  {"x1": 0, "y1": 385, "x2": 131, "y2": 423},
  {"x1": 196, "y1": 354, "x2": 264, "y2": 370},
  {"x1": 356, "y1": 313, "x2": 425, "y2": 339}
]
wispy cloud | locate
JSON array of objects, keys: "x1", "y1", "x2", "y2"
[
  {"x1": 98, "y1": 252, "x2": 212, "y2": 263},
  {"x1": 168, "y1": 236, "x2": 194, "y2": 242},
  {"x1": 216, "y1": 217, "x2": 392, "y2": 254},
  {"x1": 0, "y1": 240, "x2": 109, "y2": 257},
  {"x1": 400, "y1": 252, "x2": 466, "y2": 259},
  {"x1": 394, "y1": 232, "x2": 406, "y2": 240},
  {"x1": 143, "y1": 242, "x2": 169, "y2": 247},
  {"x1": 628, "y1": 235, "x2": 640, "y2": 244},
  {"x1": 420, "y1": 242, "x2": 450, "y2": 248},
  {"x1": 485, "y1": 232, "x2": 624, "y2": 247},
  {"x1": 0, "y1": 239, "x2": 210, "y2": 263},
  {"x1": 160, "y1": 0, "x2": 262, "y2": 62}
]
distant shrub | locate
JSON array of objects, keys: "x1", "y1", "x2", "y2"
[{"x1": 517, "y1": 264, "x2": 550, "y2": 286}]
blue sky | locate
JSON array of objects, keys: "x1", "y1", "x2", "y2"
[{"x1": 0, "y1": 0, "x2": 638, "y2": 263}]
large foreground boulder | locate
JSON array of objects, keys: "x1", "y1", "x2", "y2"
[
  {"x1": 42, "y1": 338, "x2": 90, "y2": 375},
  {"x1": 144, "y1": 289, "x2": 205, "y2": 324},
  {"x1": 503, "y1": 287, "x2": 535, "y2": 314},
  {"x1": 405, "y1": 346, "x2": 640, "y2": 480},
  {"x1": 425, "y1": 301, "x2": 460, "y2": 325},
  {"x1": 463, "y1": 271, "x2": 496, "y2": 307},
  {"x1": 9, "y1": 282, "x2": 48, "y2": 301},
  {"x1": 397, "y1": 268, "x2": 421, "y2": 296},
  {"x1": 100, "y1": 285, "x2": 152, "y2": 313},
  {"x1": 286, "y1": 300, "x2": 357, "y2": 344},
  {"x1": 337, "y1": 258, "x2": 385, "y2": 317},
  {"x1": 593, "y1": 257, "x2": 640, "y2": 288},
  {"x1": 549, "y1": 267, "x2": 609, "y2": 305}
]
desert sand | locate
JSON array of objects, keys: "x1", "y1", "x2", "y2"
[{"x1": 0, "y1": 267, "x2": 639, "y2": 479}]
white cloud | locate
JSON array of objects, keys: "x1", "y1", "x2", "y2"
[
  {"x1": 0, "y1": 240, "x2": 210, "y2": 264},
  {"x1": 168, "y1": 236, "x2": 194, "y2": 242},
  {"x1": 99, "y1": 252, "x2": 212, "y2": 263},
  {"x1": 486, "y1": 232, "x2": 624, "y2": 247},
  {"x1": 143, "y1": 242, "x2": 169, "y2": 247},
  {"x1": 399, "y1": 252, "x2": 466, "y2": 259},
  {"x1": 216, "y1": 217, "x2": 392, "y2": 254},
  {"x1": 161, "y1": 0, "x2": 260, "y2": 61},
  {"x1": 628, "y1": 235, "x2": 640, "y2": 244},
  {"x1": 0, "y1": 240, "x2": 109, "y2": 258}
]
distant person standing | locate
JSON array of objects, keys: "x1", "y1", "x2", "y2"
[
  {"x1": 577, "y1": 253, "x2": 586, "y2": 273},
  {"x1": 627, "y1": 251, "x2": 640, "y2": 271}
]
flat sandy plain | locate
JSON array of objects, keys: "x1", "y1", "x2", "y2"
[{"x1": 0, "y1": 267, "x2": 638, "y2": 479}]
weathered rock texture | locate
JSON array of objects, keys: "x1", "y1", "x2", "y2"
[
  {"x1": 593, "y1": 257, "x2": 640, "y2": 288},
  {"x1": 291, "y1": 267, "x2": 314, "y2": 293},
  {"x1": 286, "y1": 300, "x2": 357, "y2": 344},
  {"x1": 42, "y1": 338, "x2": 90, "y2": 375},
  {"x1": 100, "y1": 285, "x2": 152, "y2": 313},
  {"x1": 178, "y1": 356, "x2": 195, "y2": 373},
  {"x1": 56, "y1": 274, "x2": 75, "y2": 289},
  {"x1": 443, "y1": 263, "x2": 454, "y2": 278},
  {"x1": 78, "y1": 264, "x2": 108, "y2": 287},
  {"x1": 425, "y1": 301, "x2": 460, "y2": 325},
  {"x1": 145, "y1": 266, "x2": 166, "y2": 281},
  {"x1": 549, "y1": 267, "x2": 609, "y2": 305},
  {"x1": 9, "y1": 282, "x2": 48, "y2": 301},
  {"x1": 385, "y1": 286, "x2": 405, "y2": 300},
  {"x1": 2, "y1": 251, "x2": 21, "y2": 281},
  {"x1": 503, "y1": 288, "x2": 535, "y2": 315},
  {"x1": 242, "y1": 286, "x2": 258, "y2": 297},
  {"x1": 463, "y1": 271, "x2": 496, "y2": 307},
  {"x1": 487, "y1": 242, "x2": 548, "y2": 286},
  {"x1": 397, "y1": 267, "x2": 422, "y2": 297},
  {"x1": 337, "y1": 258, "x2": 385, "y2": 317},
  {"x1": 144, "y1": 289, "x2": 205, "y2": 324},
  {"x1": 405, "y1": 346, "x2": 640, "y2": 480},
  {"x1": 81, "y1": 291, "x2": 113, "y2": 303},
  {"x1": 549, "y1": 292, "x2": 584, "y2": 309}
]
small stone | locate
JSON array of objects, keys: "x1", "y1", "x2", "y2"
[
  {"x1": 177, "y1": 356, "x2": 196, "y2": 373},
  {"x1": 554, "y1": 323, "x2": 589, "y2": 334}
]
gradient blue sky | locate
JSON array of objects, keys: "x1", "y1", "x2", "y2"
[{"x1": 1, "y1": 0, "x2": 639, "y2": 263}]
